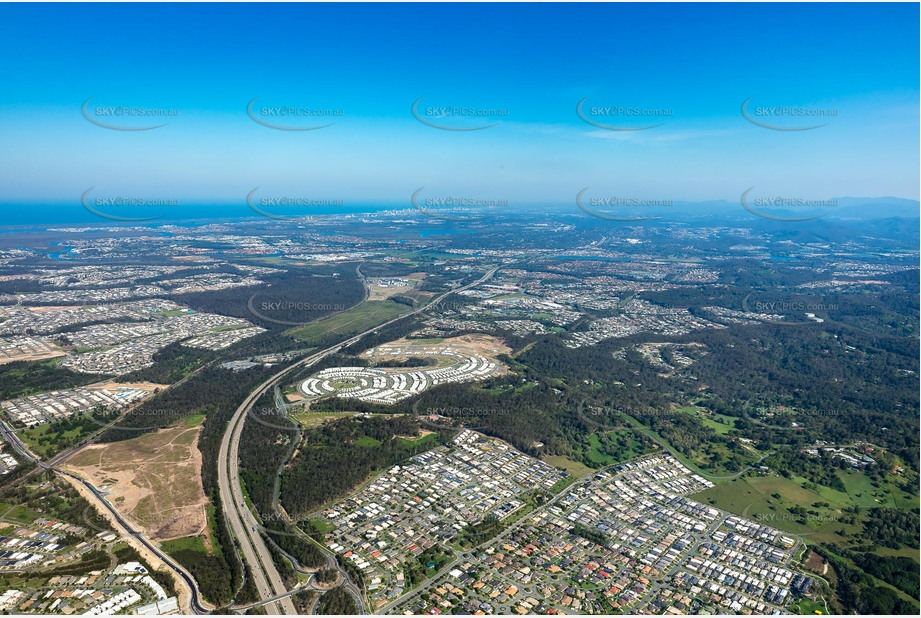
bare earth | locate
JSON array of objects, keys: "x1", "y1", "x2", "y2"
[
  {"x1": 87, "y1": 380, "x2": 167, "y2": 393},
  {"x1": 369, "y1": 333, "x2": 512, "y2": 359},
  {"x1": 0, "y1": 349, "x2": 66, "y2": 365},
  {"x1": 63, "y1": 422, "x2": 208, "y2": 542},
  {"x1": 28, "y1": 305, "x2": 82, "y2": 313},
  {"x1": 368, "y1": 272, "x2": 429, "y2": 300},
  {"x1": 59, "y1": 474, "x2": 201, "y2": 613},
  {"x1": 368, "y1": 284, "x2": 409, "y2": 301}
]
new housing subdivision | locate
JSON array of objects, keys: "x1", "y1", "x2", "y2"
[{"x1": 311, "y1": 430, "x2": 812, "y2": 615}]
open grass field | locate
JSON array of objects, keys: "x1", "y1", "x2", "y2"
[
  {"x1": 64, "y1": 420, "x2": 208, "y2": 542},
  {"x1": 692, "y1": 472, "x2": 880, "y2": 544},
  {"x1": 576, "y1": 429, "x2": 652, "y2": 467},
  {"x1": 875, "y1": 546, "x2": 921, "y2": 559},
  {"x1": 287, "y1": 300, "x2": 410, "y2": 344},
  {"x1": 621, "y1": 414, "x2": 735, "y2": 479},
  {"x1": 290, "y1": 410, "x2": 359, "y2": 428},
  {"x1": 836, "y1": 469, "x2": 917, "y2": 509},
  {"x1": 397, "y1": 433, "x2": 439, "y2": 448},
  {"x1": 20, "y1": 422, "x2": 96, "y2": 458},
  {"x1": 673, "y1": 405, "x2": 736, "y2": 435},
  {"x1": 483, "y1": 381, "x2": 538, "y2": 395},
  {"x1": 204, "y1": 502, "x2": 222, "y2": 557},
  {"x1": 542, "y1": 455, "x2": 595, "y2": 479},
  {"x1": 585, "y1": 433, "x2": 614, "y2": 466},
  {"x1": 790, "y1": 597, "x2": 827, "y2": 614},
  {"x1": 0, "y1": 502, "x2": 42, "y2": 525},
  {"x1": 368, "y1": 281, "x2": 416, "y2": 301},
  {"x1": 161, "y1": 535, "x2": 208, "y2": 555},
  {"x1": 307, "y1": 518, "x2": 336, "y2": 534}
]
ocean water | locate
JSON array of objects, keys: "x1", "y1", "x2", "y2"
[{"x1": 0, "y1": 202, "x2": 400, "y2": 230}]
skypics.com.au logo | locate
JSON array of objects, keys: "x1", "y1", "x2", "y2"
[
  {"x1": 741, "y1": 97, "x2": 837, "y2": 131},
  {"x1": 576, "y1": 98, "x2": 673, "y2": 131},
  {"x1": 411, "y1": 187, "x2": 508, "y2": 222},
  {"x1": 246, "y1": 187, "x2": 345, "y2": 219},
  {"x1": 81, "y1": 188, "x2": 179, "y2": 222},
  {"x1": 246, "y1": 97, "x2": 344, "y2": 131},
  {"x1": 82, "y1": 97, "x2": 178, "y2": 131},
  {"x1": 411, "y1": 97, "x2": 508, "y2": 131},
  {"x1": 246, "y1": 293, "x2": 346, "y2": 326},
  {"x1": 411, "y1": 400, "x2": 510, "y2": 431},
  {"x1": 741, "y1": 291, "x2": 837, "y2": 326},
  {"x1": 83, "y1": 407, "x2": 182, "y2": 433},
  {"x1": 740, "y1": 188, "x2": 838, "y2": 222},
  {"x1": 576, "y1": 188, "x2": 674, "y2": 221}
]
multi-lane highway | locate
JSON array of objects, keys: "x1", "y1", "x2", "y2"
[
  {"x1": 0, "y1": 266, "x2": 500, "y2": 615},
  {"x1": 217, "y1": 267, "x2": 499, "y2": 614},
  {"x1": 219, "y1": 379, "x2": 299, "y2": 614}
]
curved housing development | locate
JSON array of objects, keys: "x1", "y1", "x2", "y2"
[{"x1": 299, "y1": 344, "x2": 500, "y2": 405}]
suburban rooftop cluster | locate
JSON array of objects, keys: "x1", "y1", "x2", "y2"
[
  {"x1": 320, "y1": 430, "x2": 565, "y2": 607},
  {"x1": 299, "y1": 345, "x2": 499, "y2": 406},
  {"x1": 391, "y1": 453, "x2": 812, "y2": 615},
  {"x1": 0, "y1": 385, "x2": 153, "y2": 428}
]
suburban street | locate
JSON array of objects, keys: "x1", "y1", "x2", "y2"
[
  {"x1": 0, "y1": 420, "x2": 211, "y2": 614},
  {"x1": 216, "y1": 267, "x2": 500, "y2": 613}
]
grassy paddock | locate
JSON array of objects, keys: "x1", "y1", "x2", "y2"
[{"x1": 287, "y1": 300, "x2": 410, "y2": 344}]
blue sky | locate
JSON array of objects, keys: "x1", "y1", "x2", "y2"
[{"x1": 0, "y1": 2, "x2": 917, "y2": 209}]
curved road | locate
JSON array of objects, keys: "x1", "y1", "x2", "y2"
[
  {"x1": 217, "y1": 266, "x2": 500, "y2": 614},
  {"x1": 0, "y1": 422, "x2": 211, "y2": 614},
  {"x1": 59, "y1": 468, "x2": 212, "y2": 614}
]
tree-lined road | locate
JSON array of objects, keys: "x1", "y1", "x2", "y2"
[
  {"x1": 0, "y1": 420, "x2": 211, "y2": 614},
  {"x1": 217, "y1": 267, "x2": 499, "y2": 614}
]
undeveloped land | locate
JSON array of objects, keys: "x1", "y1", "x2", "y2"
[
  {"x1": 367, "y1": 333, "x2": 511, "y2": 360},
  {"x1": 64, "y1": 422, "x2": 208, "y2": 542}
]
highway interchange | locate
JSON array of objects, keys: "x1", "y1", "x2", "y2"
[
  {"x1": 216, "y1": 267, "x2": 499, "y2": 614},
  {"x1": 0, "y1": 267, "x2": 498, "y2": 615}
]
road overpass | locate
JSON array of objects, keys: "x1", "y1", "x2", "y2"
[{"x1": 217, "y1": 267, "x2": 499, "y2": 613}]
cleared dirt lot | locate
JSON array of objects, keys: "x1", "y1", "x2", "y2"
[
  {"x1": 60, "y1": 474, "x2": 199, "y2": 613},
  {"x1": 0, "y1": 349, "x2": 66, "y2": 365},
  {"x1": 63, "y1": 420, "x2": 208, "y2": 542},
  {"x1": 89, "y1": 380, "x2": 166, "y2": 392},
  {"x1": 366, "y1": 333, "x2": 512, "y2": 360}
]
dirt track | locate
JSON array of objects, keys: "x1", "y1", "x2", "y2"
[
  {"x1": 60, "y1": 474, "x2": 197, "y2": 613},
  {"x1": 64, "y1": 423, "x2": 208, "y2": 542}
]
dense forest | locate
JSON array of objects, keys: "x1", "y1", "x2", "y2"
[
  {"x1": 120, "y1": 341, "x2": 215, "y2": 384},
  {"x1": 315, "y1": 586, "x2": 359, "y2": 615},
  {"x1": 818, "y1": 545, "x2": 920, "y2": 614},
  {"x1": 97, "y1": 363, "x2": 276, "y2": 441},
  {"x1": 861, "y1": 508, "x2": 920, "y2": 549},
  {"x1": 168, "y1": 266, "x2": 366, "y2": 330},
  {"x1": 851, "y1": 553, "x2": 920, "y2": 598},
  {"x1": 238, "y1": 392, "x2": 330, "y2": 569},
  {"x1": 0, "y1": 358, "x2": 99, "y2": 401},
  {"x1": 280, "y1": 415, "x2": 449, "y2": 517}
]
